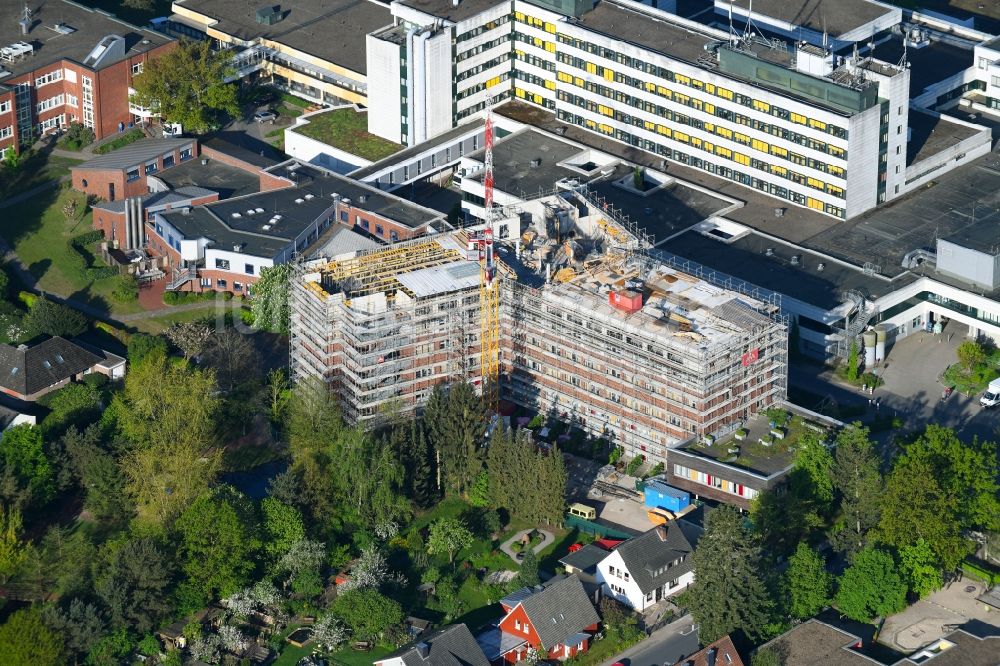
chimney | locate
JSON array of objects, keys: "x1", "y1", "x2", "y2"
[
  {"x1": 415, "y1": 643, "x2": 430, "y2": 660},
  {"x1": 655, "y1": 525, "x2": 667, "y2": 541},
  {"x1": 706, "y1": 647, "x2": 717, "y2": 666}
]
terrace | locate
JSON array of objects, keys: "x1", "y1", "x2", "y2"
[
  {"x1": 679, "y1": 406, "x2": 837, "y2": 477},
  {"x1": 291, "y1": 108, "x2": 401, "y2": 163}
]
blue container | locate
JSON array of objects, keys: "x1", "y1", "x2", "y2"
[{"x1": 643, "y1": 480, "x2": 690, "y2": 513}]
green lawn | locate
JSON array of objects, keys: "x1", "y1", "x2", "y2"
[
  {"x1": 294, "y1": 108, "x2": 401, "y2": 162},
  {"x1": 0, "y1": 152, "x2": 82, "y2": 202},
  {"x1": 273, "y1": 639, "x2": 392, "y2": 666},
  {"x1": 131, "y1": 306, "x2": 223, "y2": 334},
  {"x1": 1, "y1": 187, "x2": 145, "y2": 316}
]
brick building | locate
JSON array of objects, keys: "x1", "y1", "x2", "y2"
[
  {"x1": 0, "y1": 0, "x2": 174, "y2": 160},
  {"x1": 71, "y1": 137, "x2": 198, "y2": 201}
]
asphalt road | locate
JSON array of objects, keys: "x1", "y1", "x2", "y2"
[{"x1": 601, "y1": 615, "x2": 699, "y2": 666}]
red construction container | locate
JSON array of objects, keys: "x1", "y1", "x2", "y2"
[{"x1": 609, "y1": 289, "x2": 642, "y2": 313}]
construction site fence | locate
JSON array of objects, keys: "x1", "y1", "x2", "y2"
[{"x1": 564, "y1": 514, "x2": 635, "y2": 540}]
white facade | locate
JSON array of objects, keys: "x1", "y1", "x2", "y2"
[{"x1": 595, "y1": 549, "x2": 693, "y2": 612}]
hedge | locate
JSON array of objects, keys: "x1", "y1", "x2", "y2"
[
  {"x1": 18, "y1": 291, "x2": 37, "y2": 308},
  {"x1": 67, "y1": 232, "x2": 119, "y2": 280},
  {"x1": 961, "y1": 560, "x2": 1000, "y2": 586}
]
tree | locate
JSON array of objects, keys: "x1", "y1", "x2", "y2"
[
  {"x1": 124, "y1": 438, "x2": 221, "y2": 530},
  {"x1": 846, "y1": 340, "x2": 859, "y2": 380},
  {"x1": 598, "y1": 598, "x2": 641, "y2": 642},
  {"x1": 85, "y1": 628, "x2": 132, "y2": 666},
  {"x1": 62, "y1": 427, "x2": 129, "y2": 524},
  {"x1": 260, "y1": 498, "x2": 305, "y2": 564},
  {"x1": 202, "y1": 328, "x2": 260, "y2": 392},
  {"x1": 956, "y1": 339, "x2": 986, "y2": 371},
  {"x1": 126, "y1": 333, "x2": 168, "y2": 365},
  {"x1": 332, "y1": 427, "x2": 410, "y2": 529},
  {"x1": 266, "y1": 368, "x2": 291, "y2": 425},
  {"x1": 830, "y1": 424, "x2": 882, "y2": 559},
  {"x1": 876, "y1": 456, "x2": 969, "y2": 571},
  {"x1": 900, "y1": 539, "x2": 942, "y2": 598},
  {"x1": 41, "y1": 599, "x2": 105, "y2": 662},
  {"x1": 286, "y1": 377, "x2": 344, "y2": 523},
  {"x1": 408, "y1": 425, "x2": 437, "y2": 508},
  {"x1": 312, "y1": 615, "x2": 349, "y2": 652},
  {"x1": 166, "y1": 321, "x2": 213, "y2": 360},
  {"x1": 22, "y1": 297, "x2": 88, "y2": 338},
  {"x1": 94, "y1": 538, "x2": 174, "y2": 633},
  {"x1": 423, "y1": 382, "x2": 485, "y2": 497},
  {"x1": 517, "y1": 547, "x2": 540, "y2": 588},
  {"x1": 276, "y1": 538, "x2": 326, "y2": 591},
  {"x1": 486, "y1": 427, "x2": 566, "y2": 525},
  {"x1": 0, "y1": 504, "x2": 29, "y2": 583},
  {"x1": 331, "y1": 588, "x2": 403, "y2": 640},
  {"x1": 130, "y1": 40, "x2": 239, "y2": 133},
  {"x1": 176, "y1": 488, "x2": 261, "y2": 601},
  {"x1": 251, "y1": 264, "x2": 292, "y2": 333},
  {"x1": 0, "y1": 607, "x2": 64, "y2": 666},
  {"x1": 834, "y1": 547, "x2": 907, "y2": 622},
  {"x1": 0, "y1": 424, "x2": 54, "y2": 506},
  {"x1": 750, "y1": 649, "x2": 781, "y2": 666},
  {"x1": 792, "y1": 431, "x2": 834, "y2": 507},
  {"x1": 686, "y1": 506, "x2": 774, "y2": 643},
  {"x1": 113, "y1": 354, "x2": 219, "y2": 451},
  {"x1": 898, "y1": 426, "x2": 999, "y2": 532},
  {"x1": 427, "y1": 518, "x2": 475, "y2": 565},
  {"x1": 342, "y1": 545, "x2": 405, "y2": 592},
  {"x1": 38, "y1": 383, "x2": 102, "y2": 437},
  {"x1": 37, "y1": 525, "x2": 95, "y2": 599},
  {"x1": 785, "y1": 543, "x2": 831, "y2": 619}
]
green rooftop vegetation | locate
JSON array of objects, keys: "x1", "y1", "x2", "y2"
[
  {"x1": 687, "y1": 408, "x2": 834, "y2": 476},
  {"x1": 294, "y1": 108, "x2": 401, "y2": 162}
]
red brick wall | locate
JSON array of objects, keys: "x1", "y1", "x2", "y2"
[
  {"x1": 73, "y1": 143, "x2": 197, "y2": 201},
  {"x1": 0, "y1": 89, "x2": 15, "y2": 158},
  {"x1": 199, "y1": 145, "x2": 291, "y2": 192},
  {"x1": 338, "y1": 203, "x2": 424, "y2": 242}
]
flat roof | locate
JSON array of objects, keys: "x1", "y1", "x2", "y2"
[
  {"x1": 467, "y1": 128, "x2": 585, "y2": 197},
  {"x1": 720, "y1": 0, "x2": 896, "y2": 37},
  {"x1": 93, "y1": 185, "x2": 217, "y2": 213},
  {"x1": 674, "y1": 405, "x2": 837, "y2": 477},
  {"x1": 73, "y1": 139, "x2": 194, "y2": 172},
  {"x1": 396, "y1": 261, "x2": 482, "y2": 297},
  {"x1": 663, "y1": 228, "x2": 906, "y2": 310},
  {"x1": 588, "y1": 165, "x2": 734, "y2": 244},
  {"x1": 865, "y1": 37, "x2": 973, "y2": 101},
  {"x1": 907, "y1": 109, "x2": 983, "y2": 166},
  {"x1": 0, "y1": 0, "x2": 171, "y2": 80},
  {"x1": 350, "y1": 120, "x2": 484, "y2": 180},
  {"x1": 201, "y1": 131, "x2": 284, "y2": 169},
  {"x1": 575, "y1": 1, "x2": 723, "y2": 66},
  {"x1": 263, "y1": 161, "x2": 444, "y2": 230},
  {"x1": 171, "y1": 0, "x2": 390, "y2": 74},
  {"x1": 495, "y1": 100, "x2": 1000, "y2": 296},
  {"x1": 396, "y1": 0, "x2": 507, "y2": 23},
  {"x1": 309, "y1": 224, "x2": 381, "y2": 259},
  {"x1": 156, "y1": 156, "x2": 262, "y2": 200}
]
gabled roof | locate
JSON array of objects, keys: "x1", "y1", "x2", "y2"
[
  {"x1": 378, "y1": 624, "x2": 490, "y2": 666},
  {"x1": 73, "y1": 138, "x2": 194, "y2": 172},
  {"x1": 613, "y1": 522, "x2": 701, "y2": 595},
  {"x1": 679, "y1": 635, "x2": 745, "y2": 666},
  {"x1": 559, "y1": 544, "x2": 608, "y2": 574},
  {"x1": 516, "y1": 575, "x2": 600, "y2": 649},
  {"x1": 0, "y1": 337, "x2": 102, "y2": 396}
]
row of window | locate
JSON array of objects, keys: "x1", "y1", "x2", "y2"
[
  {"x1": 0, "y1": 125, "x2": 11, "y2": 140},
  {"x1": 456, "y1": 52, "x2": 511, "y2": 83},
  {"x1": 456, "y1": 72, "x2": 510, "y2": 100},
  {"x1": 672, "y1": 464, "x2": 759, "y2": 499},
  {"x1": 557, "y1": 55, "x2": 848, "y2": 164},
  {"x1": 456, "y1": 15, "x2": 510, "y2": 43},
  {"x1": 513, "y1": 12, "x2": 557, "y2": 34},
  {"x1": 513, "y1": 49, "x2": 555, "y2": 73},
  {"x1": 513, "y1": 87, "x2": 555, "y2": 109},
  {"x1": 37, "y1": 94, "x2": 65, "y2": 112},
  {"x1": 456, "y1": 35, "x2": 508, "y2": 61},
  {"x1": 35, "y1": 69, "x2": 63, "y2": 87},
  {"x1": 558, "y1": 92, "x2": 845, "y2": 198},
  {"x1": 514, "y1": 70, "x2": 556, "y2": 92},
  {"x1": 556, "y1": 110, "x2": 846, "y2": 218},
  {"x1": 555, "y1": 32, "x2": 849, "y2": 140},
  {"x1": 513, "y1": 31, "x2": 556, "y2": 54}
]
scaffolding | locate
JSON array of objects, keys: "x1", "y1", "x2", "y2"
[{"x1": 289, "y1": 236, "x2": 482, "y2": 426}]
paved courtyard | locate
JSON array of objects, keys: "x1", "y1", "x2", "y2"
[
  {"x1": 790, "y1": 322, "x2": 998, "y2": 444},
  {"x1": 880, "y1": 576, "x2": 998, "y2": 652}
]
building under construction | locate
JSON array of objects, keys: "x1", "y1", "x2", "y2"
[{"x1": 289, "y1": 188, "x2": 788, "y2": 461}]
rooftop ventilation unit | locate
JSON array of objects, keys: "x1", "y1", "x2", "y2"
[
  {"x1": 52, "y1": 23, "x2": 76, "y2": 35},
  {"x1": 294, "y1": 198, "x2": 304, "y2": 204},
  {"x1": 231, "y1": 212, "x2": 242, "y2": 218},
  {"x1": 255, "y1": 5, "x2": 283, "y2": 25},
  {"x1": 246, "y1": 209, "x2": 256, "y2": 215},
  {"x1": 764, "y1": 247, "x2": 774, "y2": 257},
  {"x1": 790, "y1": 254, "x2": 801, "y2": 266},
  {"x1": 817, "y1": 262, "x2": 826, "y2": 271},
  {"x1": 262, "y1": 224, "x2": 272, "y2": 231},
  {"x1": 273, "y1": 214, "x2": 282, "y2": 220},
  {"x1": 255, "y1": 207, "x2": 264, "y2": 213},
  {"x1": 304, "y1": 193, "x2": 314, "y2": 200}
]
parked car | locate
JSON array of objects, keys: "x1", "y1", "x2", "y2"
[{"x1": 254, "y1": 110, "x2": 277, "y2": 124}]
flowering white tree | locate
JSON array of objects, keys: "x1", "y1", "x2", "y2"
[
  {"x1": 341, "y1": 546, "x2": 408, "y2": 591},
  {"x1": 189, "y1": 634, "x2": 221, "y2": 663},
  {"x1": 250, "y1": 579, "x2": 281, "y2": 608},
  {"x1": 278, "y1": 538, "x2": 327, "y2": 579},
  {"x1": 374, "y1": 520, "x2": 400, "y2": 541},
  {"x1": 218, "y1": 624, "x2": 250, "y2": 654},
  {"x1": 222, "y1": 588, "x2": 256, "y2": 618},
  {"x1": 312, "y1": 614, "x2": 349, "y2": 652}
]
